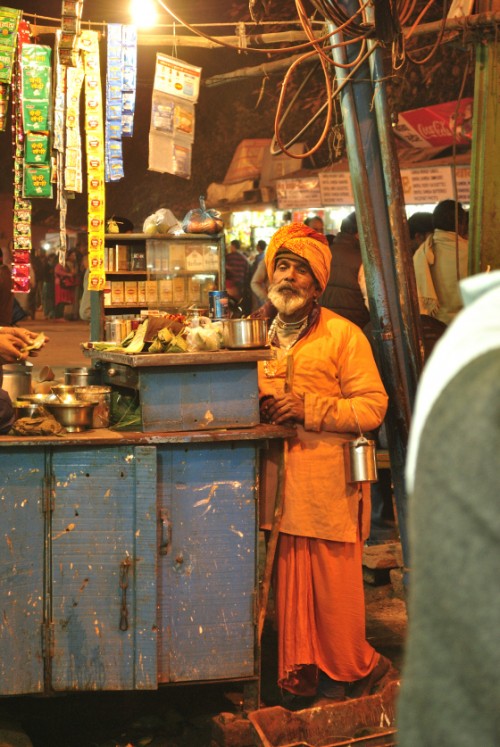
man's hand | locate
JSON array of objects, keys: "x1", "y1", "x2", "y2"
[
  {"x1": 0, "y1": 331, "x2": 29, "y2": 364},
  {"x1": 260, "y1": 392, "x2": 304, "y2": 425},
  {"x1": 0, "y1": 327, "x2": 49, "y2": 365}
]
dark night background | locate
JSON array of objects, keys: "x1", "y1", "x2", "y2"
[{"x1": 0, "y1": 0, "x2": 474, "y2": 234}]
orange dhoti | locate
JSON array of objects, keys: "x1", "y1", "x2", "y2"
[{"x1": 275, "y1": 531, "x2": 379, "y2": 696}]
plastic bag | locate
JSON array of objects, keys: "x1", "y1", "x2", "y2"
[
  {"x1": 142, "y1": 208, "x2": 183, "y2": 236},
  {"x1": 182, "y1": 195, "x2": 224, "y2": 235},
  {"x1": 185, "y1": 316, "x2": 223, "y2": 352}
]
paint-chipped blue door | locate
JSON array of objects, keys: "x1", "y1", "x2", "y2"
[
  {"x1": 0, "y1": 448, "x2": 45, "y2": 694},
  {"x1": 156, "y1": 442, "x2": 257, "y2": 682},
  {"x1": 50, "y1": 445, "x2": 157, "y2": 691}
]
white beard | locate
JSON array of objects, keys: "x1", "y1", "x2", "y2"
[{"x1": 268, "y1": 284, "x2": 309, "y2": 315}]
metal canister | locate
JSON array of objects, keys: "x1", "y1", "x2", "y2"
[
  {"x1": 108, "y1": 319, "x2": 123, "y2": 344},
  {"x1": 208, "y1": 290, "x2": 229, "y2": 319},
  {"x1": 344, "y1": 436, "x2": 378, "y2": 483}
]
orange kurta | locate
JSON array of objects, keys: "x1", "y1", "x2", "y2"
[
  {"x1": 258, "y1": 307, "x2": 388, "y2": 693},
  {"x1": 259, "y1": 307, "x2": 388, "y2": 543}
]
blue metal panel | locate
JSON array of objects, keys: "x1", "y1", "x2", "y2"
[
  {"x1": 50, "y1": 445, "x2": 157, "y2": 690},
  {"x1": 0, "y1": 448, "x2": 45, "y2": 694},
  {"x1": 157, "y1": 442, "x2": 257, "y2": 682},
  {"x1": 139, "y1": 364, "x2": 260, "y2": 431}
]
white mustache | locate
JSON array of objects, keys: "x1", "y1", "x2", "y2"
[{"x1": 276, "y1": 282, "x2": 299, "y2": 294}]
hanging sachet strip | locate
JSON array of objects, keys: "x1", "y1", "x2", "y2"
[
  {"x1": 0, "y1": 6, "x2": 20, "y2": 131},
  {"x1": 11, "y1": 19, "x2": 32, "y2": 294},
  {"x1": 105, "y1": 23, "x2": 137, "y2": 182},
  {"x1": 80, "y1": 29, "x2": 106, "y2": 291},
  {"x1": 21, "y1": 43, "x2": 53, "y2": 201}
]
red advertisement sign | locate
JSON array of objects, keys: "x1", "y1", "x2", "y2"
[{"x1": 395, "y1": 98, "x2": 473, "y2": 149}]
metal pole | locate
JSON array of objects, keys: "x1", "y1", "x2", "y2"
[{"x1": 326, "y1": 9, "x2": 421, "y2": 580}]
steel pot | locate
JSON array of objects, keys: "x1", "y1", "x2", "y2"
[
  {"x1": 65, "y1": 367, "x2": 101, "y2": 387},
  {"x1": 0, "y1": 362, "x2": 33, "y2": 401},
  {"x1": 221, "y1": 318, "x2": 268, "y2": 349}
]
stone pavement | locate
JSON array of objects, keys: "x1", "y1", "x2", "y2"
[{"x1": 19, "y1": 310, "x2": 91, "y2": 381}]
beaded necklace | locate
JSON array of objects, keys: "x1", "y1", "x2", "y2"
[{"x1": 264, "y1": 313, "x2": 309, "y2": 378}]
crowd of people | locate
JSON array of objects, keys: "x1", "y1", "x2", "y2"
[{"x1": 0, "y1": 245, "x2": 89, "y2": 325}]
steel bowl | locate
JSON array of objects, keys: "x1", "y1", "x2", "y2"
[
  {"x1": 50, "y1": 384, "x2": 77, "y2": 399},
  {"x1": 221, "y1": 318, "x2": 268, "y2": 349},
  {"x1": 22, "y1": 392, "x2": 59, "y2": 405},
  {"x1": 45, "y1": 401, "x2": 97, "y2": 432},
  {"x1": 15, "y1": 402, "x2": 47, "y2": 419}
]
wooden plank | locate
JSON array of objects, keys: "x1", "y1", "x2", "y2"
[
  {"x1": 85, "y1": 348, "x2": 274, "y2": 366},
  {"x1": 0, "y1": 448, "x2": 45, "y2": 694},
  {"x1": 138, "y1": 363, "x2": 260, "y2": 431},
  {"x1": 0, "y1": 424, "x2": 293, "y2": 447},
  {"x1": 50, "y1": 446, "x2": 157, "y2": 690},
  {"x1": 157, "y1": 442, "x2": 258, "y2": 683}
]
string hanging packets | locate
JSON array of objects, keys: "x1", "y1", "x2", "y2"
[
  {"x1": 0, "y1": 6, "x2": 21, "y2": 131},
  {"x1": 21, "y1": 43, "x2": 52, "y2": 200},
  {"x1": 105, "y1": 23, "x2": 137, "y2": 182},
  {"x1": 80, "y1": 29, "x2": 106, "y2": 291},
  {"x1": 59, "y1": 0, "x2": 82, "y2": 67},
  {"x1": 56, "y1": 0, "x2": 83, "y2": 254},
  {"x1": 11, "y1": 19, "x2": 32, "y2": 295}
]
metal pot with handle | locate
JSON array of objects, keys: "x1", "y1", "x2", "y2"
[{"x1": 0, "y1": 361, "x2": 33, "y2": 401}]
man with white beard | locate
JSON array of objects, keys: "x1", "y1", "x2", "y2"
[{"x1": 252, "y1": 222, "x2": 394, "y2": 708}]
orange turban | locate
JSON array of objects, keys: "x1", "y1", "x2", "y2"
[{"x1": 265, "y1": 223, "x2": 331, "y2": 292}]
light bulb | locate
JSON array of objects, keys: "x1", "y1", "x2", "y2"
[{"x1": 130, "y1": 0, "x2": 158, "y2": 28}]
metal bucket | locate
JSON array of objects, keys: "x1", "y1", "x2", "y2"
[
  {"x1": 344, "y1": 436, "x2": 378, "y2": 483},
  {"x1": 65, "y1": 367, "x2": 101, "y2": 387},
  {"x1": 74, "y1": 385, "x2": 111, "y2": 428},
  {"x1": 1, "y1": 362, "x2": 33, "y2": 402}
]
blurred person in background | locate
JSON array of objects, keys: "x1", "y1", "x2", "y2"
[
  {"x1": 413, "y1": 199, "x2": 469, "y2": 326},
  {"x1": 54, "y1": 249, "x2": 79, "y2": 321},
  {"x1": 304, "y1": 215, "x2": 325, "y2": 233},
  {"x1": 321, "y1": 212, "x2": 370, "y2": 329},
  {"x1": 0, "y1": 259, "x2": 13, "y2": 327},
  {"x1": 250, "y1": 239, "x2": 268, "y2": 310},
  {"x1": 398, "y1": 271, "x2": 500, "y2": 747},
  {"x1": 407, "y1": 212, "x2": 433, "y2": 255},
  {"x1": 41, "y1": 253, "x2": 57, "y2": 320},
  {"x1": 225, "y1": 239, "x2": 251, "y2": 316}
]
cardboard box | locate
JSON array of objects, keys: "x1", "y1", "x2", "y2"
[
  {"x1": 110, "y1": 281, "x2": 125, "y2": 305},
  {"x1": 130, "y1": 248, "x2": 146, "y2": 270},
  {"x1": 104, "y1": 245, "x2": 115, "y2": 271},
  {"x1": 187, "y1": 276, "x2": 201, "y2": 303},
  {"x1": 137, "y1": 280, "x2": 146, "y2": 304},
  {"x1": 186, "y1": 245, "x2": 204, "y2": 271},
  {"x1": 172, "y1": 276, "x2": 185, "y2": 305},
  {"x1": 203, "y1": 244, "x2": 219, "y2": 271},
  {"x1": 115, "y1": 244, "x2": 129, "y2": 271},
  {"x1": 159, "y1": 278, "x2": 173, "y2": 304},
  {"x1": 103, "y1": 279, "x2": 112, "y2": 307},
  {"x1": 124, "y1": 280, "x2": 138, "y2": 304},
  {"x1": 145, "y1": 280, "x2": 158, "y2": 303},
  {"x1": 169, "y1": 245, "x2": 186, "y2": 270}
]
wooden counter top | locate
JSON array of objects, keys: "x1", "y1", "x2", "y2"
[
  {"x1": 84, "y1": 348, "x2": 274, "y2": 367},
  {"x1": 0, "y1": 423, "x2": 294, "y2": 447}
]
